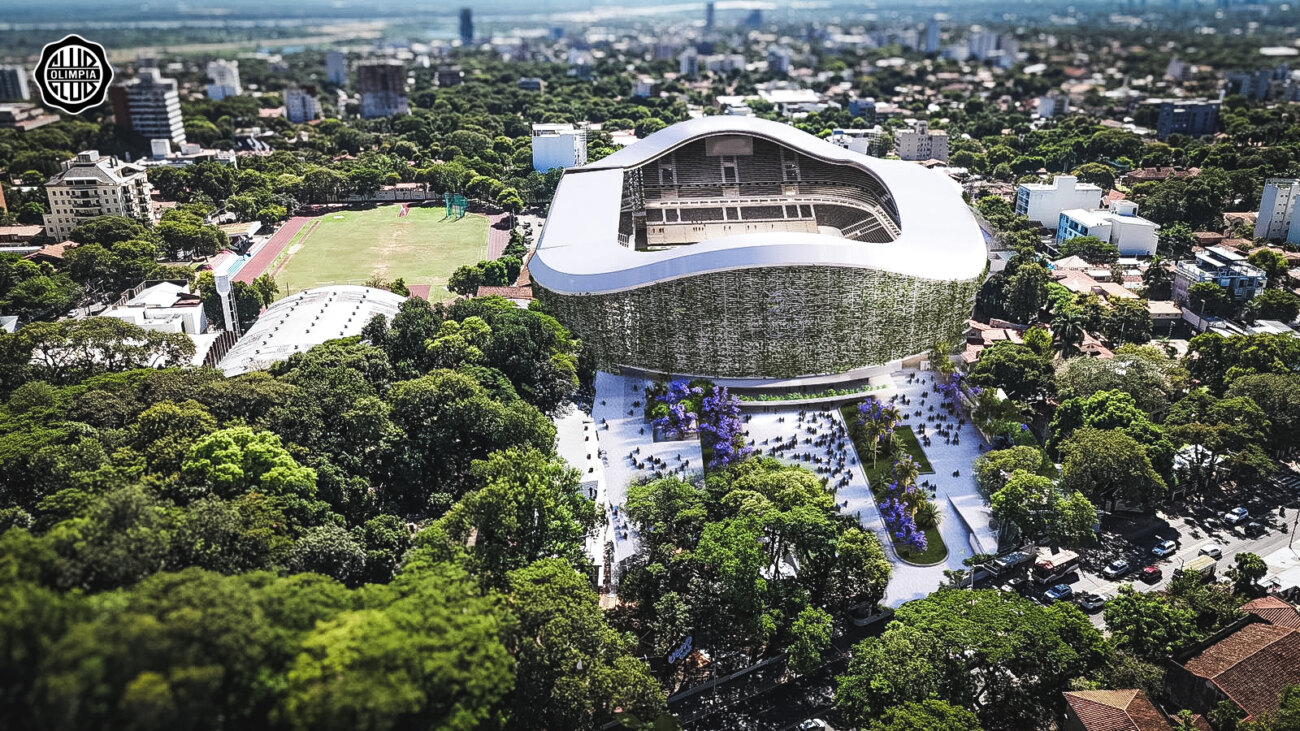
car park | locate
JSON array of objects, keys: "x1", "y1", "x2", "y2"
[
  {"x1": 1151, "y1": 540, "x2": 1178, "y2": 558},
  {"x1": 1140, "y1": 565, "x2": 1163, "y2": 583},
  {"x1": 1225, "y1": 507, "x2": 1249, "y2": 525},
  {"x1": 1044, "y1": 584, "x2": 1074, "y2": 602},
  {"x1": 1077, "y1": 593, "x2": 1106, "y2": 612},
  {"x1": 1102, "y1": 559, "x2": 1131, "y2": 579},
  {"x1": 1198, "y1": 545, "x2": 1223, "y2": 560}
]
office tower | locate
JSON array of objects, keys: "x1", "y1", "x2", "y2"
[
  {"x1": 705, "y1": 2, "x2": 715, "y2": 30},
  {"x1": 357, "y1": 60, "x2": 409, "y2": 118},
  {"x1": 460, "y1": 8, "x2": 474, "y2": 45},
  {"x1": 326, "y1": 51, "x2": 347, "y2": 85},
  {"x1": 284, "y1": 85, "x2": 322, "y2": 123},
  {"x1": 0, "y1": 65, "x2": 29, "y2": 101}
]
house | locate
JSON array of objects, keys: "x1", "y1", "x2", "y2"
[
  {"x1": 1166, "y1": 617, "x2": 1300, "y2": 723},
  {"x1": 1242, "y1": 596, "x2": 1300, "y2": 630},
  {"x1": 100, "y1": 281, "x2": 207, "y2": 335},
  {"x1": 1056, "y1": 200, "x2": 1159, "y2": 257},
  {"x1": 0, "y1": 224, "x2": 43, "y2": 243},
  {"x1": 1062, "y1": 689, "x2": 1172, "y2": 731}
]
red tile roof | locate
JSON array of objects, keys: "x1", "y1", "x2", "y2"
[
  {"x1": 1064, "y1": 689, "x2": 1172, "y2": 731},
  {"x1": 1181, "y1": 623, "x2": 1300, "y2": 720},
  {"x1": 1242, "y1": 597, "x2": 1300, "y2": 630},
  {"x1": 476, "y1": 285, "x2": 533, "y2": 300}
]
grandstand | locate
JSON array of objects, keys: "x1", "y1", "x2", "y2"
[
  {"x1": 531, "y1": 117, "x2": 987, "y2": 381},
  {"x1": 619, "y1": 136, "x2": 901, "y2": 249}
]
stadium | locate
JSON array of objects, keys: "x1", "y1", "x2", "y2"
[{"x1": 530, "y1": 116, "x2": 988, "y2": 380}]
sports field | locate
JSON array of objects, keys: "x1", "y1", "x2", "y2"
[{"x1": 269, "y1": 205, "x2": 489, "y2": 299}]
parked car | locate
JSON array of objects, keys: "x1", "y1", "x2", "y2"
[
  {"x1": 1077, "y1": 593, "x2": 1107, "y2": 612},
  {"x1": 798, "y1": 720, "x2": 829, "y2": 731},
  {"x1": 1044, "y1": 584, "x2": 1074, "y2": 602},
  {"x1": 1000, "y1": 576, "x2": 1028, "y2": 595},
  {"x1": 1198, "y1": 544, "x2": 1224, "y2": 560},
  {"x1": 1151, "y1": 540, "x2": 1178, "y2": 558},
  {"x1": 1243, "y1": 521, "x2": 1265, "y2": 537},
  {"x1": 1225, "y1": 507, "x2": 1250, "y2": 525},
  {"x1": 1102, "y1": 559, "x2": 1131, "y2": 579},
  {"x1": 1140, "y1": 565, "x2": 1163, "y2": 583}
]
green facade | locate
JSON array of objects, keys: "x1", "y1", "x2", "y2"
[{"x1": 537, "y1": 264, "x2": 984, "y2": 379}]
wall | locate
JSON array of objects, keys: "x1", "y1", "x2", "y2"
[{"x1": 537, "y1": 263, "x2": 983, "y2": 379}]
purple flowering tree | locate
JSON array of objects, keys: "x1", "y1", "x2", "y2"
[
  {"x1": 879, "y1": 497, "x2": 927, "y2": 554},
  {"x1": 856, "y1": 397, "x2": 901, "y2": 467},
  {"x1": 699, "y1": 386, "x2": 751, "y2": 469},
  {"x1": 649, "y1": 379, "x2": 704, "y2": 439}
]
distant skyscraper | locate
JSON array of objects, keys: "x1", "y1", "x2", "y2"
[
  {"x1": 109, "y1": 68, "x2": 187, "y2": 148},
  {"x1": 705, "y1": 2, "x2": 715, "y2": 30},
  {"x1": 924, "y1": 17, "x2": 941, "y2": 54},
  {"x1": 284, "y1": 85, "x2": 322, "y2": 124},
  {"x1": 326, "y1": 51, "x2": 347, "y2": 86},
  {"x1": 743, "y1": 9, "x2": 762, "y2": 27},
  {"x1": 205, "y1": 59, "x2": 242, "y2": 101},
  {"x1": 0, "y1": 65, "x2": 29, "y2": 101},
  {"x1": 460, "y1": 8, "x2": 474, "y2": 45},
  {"x1": 357, "y1": 60, "x2": 409, "y2": 118}
]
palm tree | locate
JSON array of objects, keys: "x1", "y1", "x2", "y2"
[
  {"x1": 891, "y1": 455, "x2": 920, "y2": 489},
  {"x1": 1142, "y1": 256, "x2": 1173, "y2": 300},
  {"x1": 1051, "y1": 309, "x2": 1087, "y2": 358}
]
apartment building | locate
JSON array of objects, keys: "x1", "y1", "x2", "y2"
[
  {"x1": 1256, "y1": 178, "x2": 1300, "y2": 243},
  {"x1": 42, "y1": 151, "x2": 156, "y2": 242},
  {"x1": 205, "y1": 59, "x2": 242, "y2": 101},
  {"x1": 1015, "y1": 175, "x2": 1103, "y2": 229},
  {"x1": 284, "y1": 86, "x2": 322, "y2": 124},
  {"x1": 1172, "y1": 245, "x2": 1267, "y2": 306},
  {"x1": 531, "y1": 123, "x2": 587, "y2": 172},
  {"x1": 109, "y1": 68, "x2": 187, "y2": 148},
  {"x1": 893, "y1": 120, "x2": 948, "y2": 162},
  {"x1": 1056, "y1": 200, "x2": 1159, "y2": 257},
  {"x1": 357, "y1": 60, "x2": 408, "y2": 118}
]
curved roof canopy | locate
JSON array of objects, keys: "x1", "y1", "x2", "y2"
[
  {"x1": 530, "y1": 116, "x2": 987, "y2": 295},
  {"x1": 218, "y1": 285, "x2": 405, "y2": 376}
]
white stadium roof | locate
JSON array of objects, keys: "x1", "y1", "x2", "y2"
[
  {"x1": 218, "y1": 286, "x2": 405, "y2": 376},
  {"x1": 531, "y1": 116, "x2": 987, "y2": 295}
]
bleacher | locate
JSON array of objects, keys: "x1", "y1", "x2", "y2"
[{"x1": 628, "y1": 136, "x2": 901, "y2": 245}]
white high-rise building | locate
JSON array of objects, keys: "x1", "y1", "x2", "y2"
[
  {"x1": 1256, "y1": 178, "x2": 1300, "y2": 243},
  {"x1": 326, "y1": 51, "x2": 347, "y2": 85},
  {"x1": 42, "y1": 151, "x2": 156, "y2": 242},
  {"x1": 1036, "y1": 93, "x2": 1070, "y2": 118},
  {"x1": 767, "y1": 46, "x2": 792, "y2": 75},
  {"x1": 284, "y1": 86, "x2": 323, "y2": 124},
  {"x1": 924, "y1": 17, "x2": 941, "y2": 54},
  {"x1": 0, "y1": 65, "x2": 29, "y2": 101},
  {"x1": 893, "y1": 120, "x2": 948, "y2": 162},
  {"x1": 109, "y1": 68, "x2": 187, "y2": 148},
  {"x1": 1015, "y1": 175, "x2": 1104, "y2": 229},
  {"x1": 531, "y1": 123, "x2": 587, "y2": 172},
  {"x1": 679, "y1": 48, "x2": 700, "y2": 76},
  {"x1": 205, "y1": 59, "x2": 243, "y2": 100}
]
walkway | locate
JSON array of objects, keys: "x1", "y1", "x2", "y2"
[
  {"x1": 485, "y1": 212, "x2": 510, "y2": 260},
  {"x1": 233, "y1": 216, "x2": 311, "y2": 284}
]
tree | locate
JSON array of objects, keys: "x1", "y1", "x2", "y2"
[
  {"x1": 1188, "y1": 282, "x2": 1231, "y2": 318},
  {"x1": 868, "y1": 700, "x2": 983, "y2": 731},
  {"x1": 1003, "y1": 262, "x2": 1049, "y2": 323},
  {"x1": 1246, "y1": 289, "x2": 1300, "y2": 323},
  {"x1": 1059, "y1": 428, "x2": 1166, "y2": 508},
  {"x1": 1228, "y1": 552, "x2": 1267, "y2": 597},
  {"x1": 286, "y1": 524, "x2": 367, "y2": 585},
  {"x1": 1103, "y1": 585, "x2": 1201, "y2": 662},
  {"x1": 968, "y1": 342, "x2": 1054, "y2": 402},
  {"x1": 1071, "y1": 162, "x2": 1116, "y2": 190},
  {"x1": 21, "y1": 318, "x2": 194, "y2": 385},
  {"x1": 1167, "y1": 390, "x2": 1272, "y2": 492},
  {"x1": 787, "y1": 605, "x2": 833, "y2": 674},
  {"x1": 974, "y1": 446, "x2": 1043, "y2": 494},
  {"x1": 1157, "y1": 221, "x2": 1196, "y2": 260},
  {"x1": 1022, "y1": 325, "x2": 1053, "y2": 356},
  {"x1": 1051, "y1": 308, "x2": 1088, "y2": 358},
  {"x1": 991, "y1": 470, "x2": 1096, "y2": 546},
  {"x1": 837, "y1": 589, "x2": 1107, "y2": 730},
  {"x1": 280, "y1": 559, "x2": 512, "y2": 731},
  {"x1": 1142, "y1": 256, "x2": 1173, "y2": 300},
  {"x1": 1102, "y1": 298, "x2": 1153, "y2": 345},
  {"x1": 1241, "y1": 683, "x2": 1300, "y2": 730},
  {"x1": 1225, "y1": 374, "x2": 1300, "y2": 457},
  {"x1": 425, "y1": 447, "x2": 599, "y2": 586},
  {"x1": 1059, "y1": 235, "x2": 1120, "y2": 265},
  {"x1": 1248, "y1": 248, "x2": 1289, "y2": 284},
  {"x1": 1056, "y1": 345, "x2": 1179, "y2": 418},
  {"x1": 68, "y1": 215, "x2": 150, "y2": 247},
  {"x1": 503, "y1": 559, "x2": 668, "y2": 730}
]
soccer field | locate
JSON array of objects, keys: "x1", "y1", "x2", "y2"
[{"x1": 271, "y1": 205, "x2": 490, "y2": 299}]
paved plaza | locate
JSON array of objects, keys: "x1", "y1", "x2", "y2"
[{"x1": 555, "y1": 369, "x2": 998, "y2": 606}]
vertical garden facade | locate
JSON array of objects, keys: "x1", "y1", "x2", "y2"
[{"x1": 537, "y1": 264, "x2": 984, "y2": 379}]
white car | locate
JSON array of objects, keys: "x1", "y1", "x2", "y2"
[
  {"x1": 1152, "y1": 539, "x2": 1178, "y2": 558},
  {"x1": 1199, "y1": 544, "x2": 1224, "y2": 560},
  {"x1": 1102, "y1": 559, "x2": 1131, "y2": 579},
  {"x1": 799, "y1": 720, "x2": 830, "y2": 731},
  {"x1": 1225, "y1": 507, "x2": 1250, "y2": 525}
]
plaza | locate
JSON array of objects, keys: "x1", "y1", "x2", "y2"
[{"x1": 558, "y1": 368, "x2": 998, "y2": 607}]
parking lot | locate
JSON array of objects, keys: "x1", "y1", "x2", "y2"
[{"x1": 981, "y1": 467, "x2": 1300, "y2": 625}]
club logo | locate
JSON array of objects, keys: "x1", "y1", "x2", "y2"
[{"x1": 33, "y1": 34, "x2": 114, "y2": 115}]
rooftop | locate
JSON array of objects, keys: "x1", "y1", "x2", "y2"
[
  {"x1": 217, "y1": 286, "x2": 406, "y2": 376},
  {"x1": 1063, "y1": 689, "x2": 1171, "y2": 731},
  {"x1": 1180, "y1": 622, "x2": 1300, "y2": 720}
]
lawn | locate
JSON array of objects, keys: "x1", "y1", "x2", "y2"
[
  {"x1": 840, "y1": 406, "x2": 948, "y2": 565},
  {"x1": 271, "y1": 205, "x2": 489, "y2": 300}
]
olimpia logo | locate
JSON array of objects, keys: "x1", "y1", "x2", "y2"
[{"x1": 33, "y1": 35, "x2": 114, "y2": 116}]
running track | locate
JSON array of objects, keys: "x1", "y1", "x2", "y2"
[{"x1": 234, "y1": 216, "x2": 311, "y2": 284}]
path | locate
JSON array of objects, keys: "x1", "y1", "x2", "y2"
[
  {"x1": 485, "y1": 212, "x2": 510, "y2": 260},
  {"x1": 234, "y1": 216, "x2": 311, "y2": 284}
]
